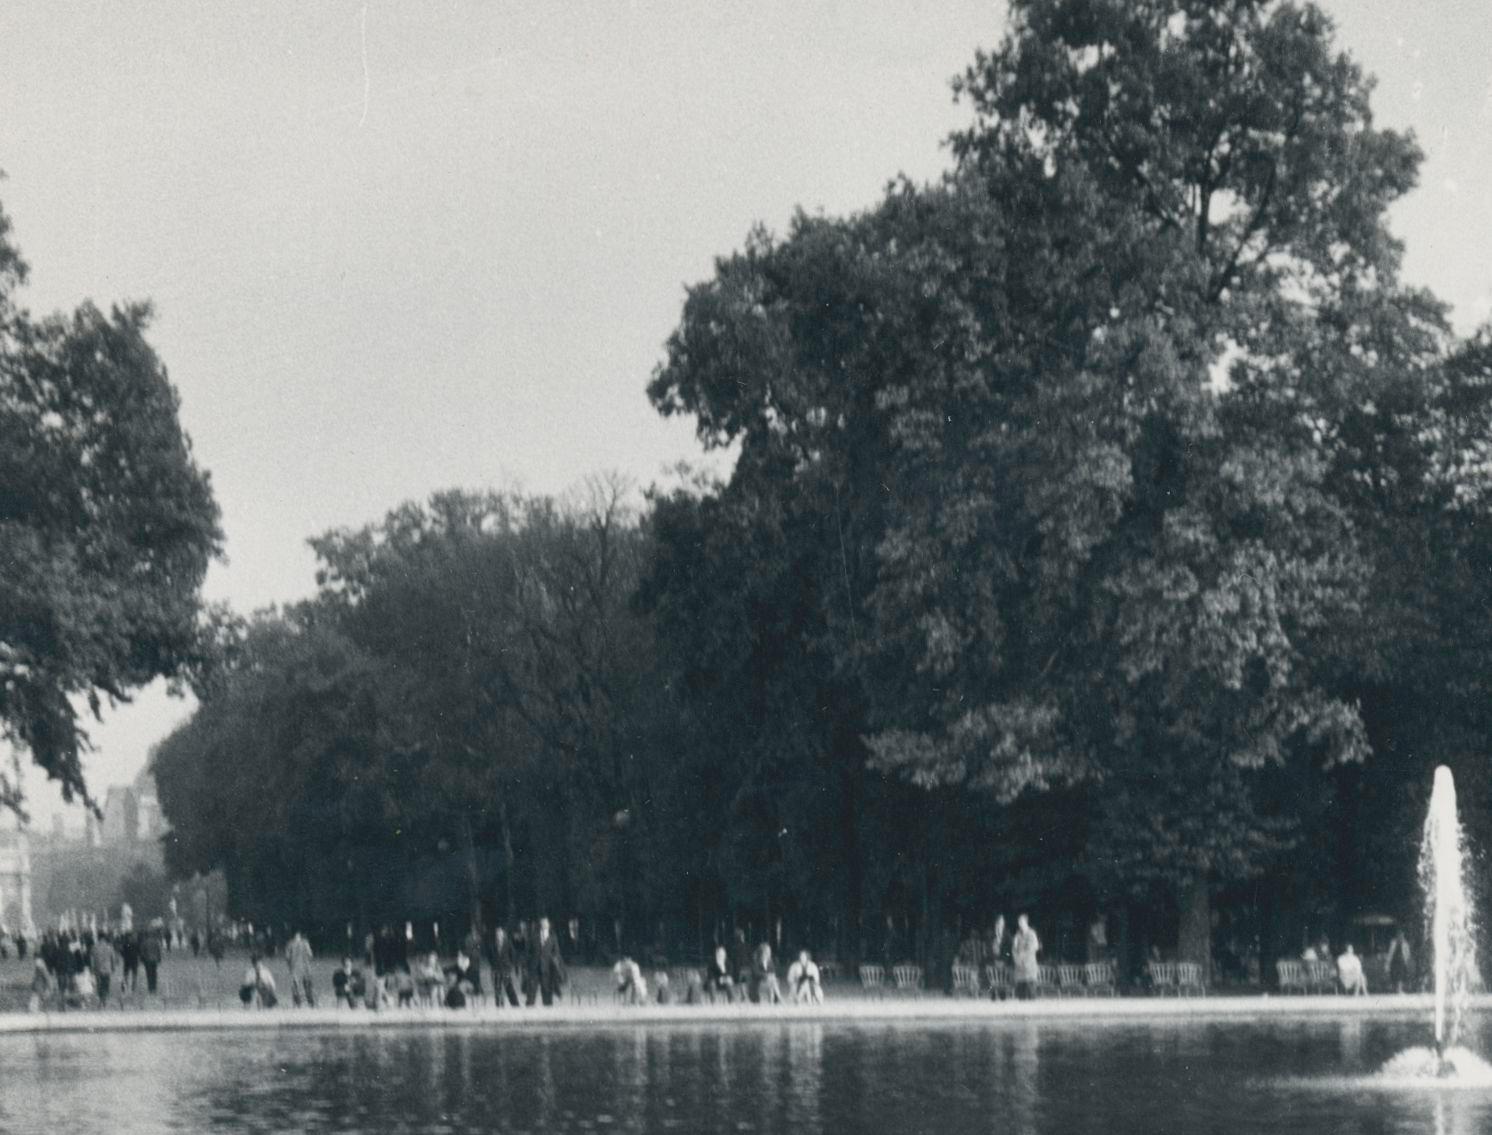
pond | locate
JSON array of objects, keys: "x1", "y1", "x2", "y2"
[{"x1": 2, "y1": 1014, "x2": 1488, "y2": 1133}]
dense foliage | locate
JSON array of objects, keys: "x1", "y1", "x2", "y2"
[
  {"x1": 152, "y1": 0, "x2": 1492, "y2": 975},
  {"x1": 0, "y1": 198, "x2": 221, "y2": 812}
]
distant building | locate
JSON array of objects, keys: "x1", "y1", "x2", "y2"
[
  {"x1": 0, "y1": 810, "x2": 35, "y2": 936},
  {"x1": 100, "y1": 785, "x2": 139, "y2": 845}
]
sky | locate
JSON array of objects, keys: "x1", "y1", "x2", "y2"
[{"x1": 2, "y1": 1, "x2": 1489, "y2": 826}]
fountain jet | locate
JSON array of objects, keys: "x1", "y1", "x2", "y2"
[{"x1": 1419, "y1": 765, "x2": 1477, "y2": 1058}]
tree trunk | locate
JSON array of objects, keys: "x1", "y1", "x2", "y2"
[
  {"x1": 458, "y1": 812, "x2": 483, "y2": 936},
  {"x1": 1178, "y1": 875, "x2": 1211, "y2": 982},
  {"x1": 498, "y1": 799, "x2": 516, "y2": 928}
]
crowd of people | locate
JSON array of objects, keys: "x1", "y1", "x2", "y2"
[
  {"x1": 613, "y1": 938, "x2": 826, "y2": 1006},
  {"x1": 22, "y1": 922, "x2": 177, "y2": 1011}
]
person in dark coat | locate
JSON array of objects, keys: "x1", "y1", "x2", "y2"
[
  {"x1": 526, "y1": 917, "x2": 565, "y2": 1006},
  {"x1": 120, "y1": 931, "x2": 140, "y2": 992},
  {"x1": 489, "y1": 926, "x2": 520, "y2": 1007},
  {"x1": 140, "y1": 926, "x2": 164, "y2": 994}
]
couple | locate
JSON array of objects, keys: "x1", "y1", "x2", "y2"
[{"x1": 491, "y1": 916, "x2": 566, "y2": 1006}]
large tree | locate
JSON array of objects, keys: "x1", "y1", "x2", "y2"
[
  {"x1": 0, "y1": 196, "x2": 221, "y2": 812},
  {"x1": 646, "y1": 0, "x2": 1448, "y2": 969}
]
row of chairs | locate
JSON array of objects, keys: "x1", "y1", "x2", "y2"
[
  {"x1": 860, "y1": 960, "x2": 1209, "y2": 998},
  {"x1": 856, "y1": 964, "x2": 926, "y2": 996},
  {"x1": 1145, "y1": 961, "x2": 1207, "y2": 996},
  {"x1": 1275, "y1": 959, "x2": 1342, "y2": 994}
]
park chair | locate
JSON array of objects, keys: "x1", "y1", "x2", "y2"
[
  {"x1": 1147, "y1": 961, "x2": 1178, "y2": 995},
  {"x1": 1275, "y1": 959, "x2": 1309, "y2": 994},
  {"x1": 1055, "y1": 964, "x2": 1088, "y2": 997},
  {"x1": 1035, "y1": 964, "x2": 1062, "y2": 998},
  {"x1": 1175, "y1": 962, "x2": 1207, "y2": 996},
  {"x1": 1084, "y1": 961, "x2": 1117, "y2": 997},
  {"x1": 985, "y1": 962, "x2": 1015, "y2": 1001},
  {"x1": 952, "y1": 963, "x2": 982, "y2": 997},
  {"x1": 892, "y1": 964, "x2": 924, "y2": 995},
  {"x1": 859, "y1": 964, "x2": 886, "y2": 998},
  {"x1": 1306, "y1": 959, "x2": 1337, "y2": 994}
]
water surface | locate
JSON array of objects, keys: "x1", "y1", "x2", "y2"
[{"x1": 2, "y1": 1015, "x2": 1489, "y2": 1133}]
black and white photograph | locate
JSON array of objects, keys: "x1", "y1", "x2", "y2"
[{"x1": 2, "y1": 2, "x2": 1492, "y2": 1131}]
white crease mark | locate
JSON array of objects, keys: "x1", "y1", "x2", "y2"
[{"x1": 358, "y1": 4, "x2": 370, "y2": 127}]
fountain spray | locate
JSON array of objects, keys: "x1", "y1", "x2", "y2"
[{"x1": 1419, "y1": 765, "x2": 1477, "y2": 1054}]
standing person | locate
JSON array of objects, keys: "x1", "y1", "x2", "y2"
[
  {"x1": 91, "y1": 934, "x2": 119, "y2": 1008},
  {"x1": 990, "y1": 915, "x2": 1007, "y2": 965},
  {"x1": 490, "y1": 926, "x2": 520, "y2": 1007},
  {"x1": 1012, "y1": 914, "x2": 1041, "y2": 1000},
  {"x1": 1087, "y1": 915, "x2": 1108, "y2": 963},
  {"x1": 1387, "y1": 930, "x2": 1414, "y2": 994},
  {"x1": 513, "y1": 921, "x2": 532, "y2": 1004},
  {"x1": 286, "y1": 931, "x2": 315, "y2": 1008},
  {"x1": 140, "y1": 924, "x2": 164, "y2": 995},
  {"x1": 120, "y1": 931, "x2": 140, "y2": 993},
  {"x1": 526, "y1": 917, "x2": 565, "y2": 1006}
]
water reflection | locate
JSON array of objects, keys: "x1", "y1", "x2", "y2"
[{"x1": 3, "y1": 1017, "x2": 1492, "y2": 1132}]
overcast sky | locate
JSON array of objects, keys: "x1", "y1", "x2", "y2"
[{"x1": 2, "y1": 1, "x2": 1488, "y2": 825}]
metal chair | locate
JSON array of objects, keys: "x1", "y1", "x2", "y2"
[{"x1": 892, "y1": 964, "x2": 924, "y2": 995}]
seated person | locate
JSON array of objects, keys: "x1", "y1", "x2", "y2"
[
  {"x1": 750, "y1": 943, "x2": 782, "y2": 1004},
  {"x1": 685, "y1": 969, "x2": 705, "y2": 1005},
  {"x1": 613, "y1": 956, "x2": 646, "y2": 1005},
  {"x1": 1337, "y1": 944, "x2": 1368, "y2": 995},
  {"x1": 69, "y1": 965, "x2": 98, "y2": 1008},
  {"x1": 241, "y1": 956, "x2": 263, "y2": 1007},
  {"x1": 394, "y1": 968, "x2": 416, "y2": 1007},
  {"x1": 446, "y1": 950, "x2": 482, "y2": 1002},
  {"x1": 28, "y1": 959, "x2": 53, "y2": 1013},
  {"x1": 364, "y1": 970, "x2": 389, "y2": 1011},
  {"x1": 417, "y1": 952, "x2": 445, "y2": 1005},
  {"x1": 704, "y1": 945, "x2": 735, "y2": 1002},
  {"x1": 332, "y1": 957, "x2": 360, "y2": 1008},
  {"x1": 654, "y1": 970, "x2": 673, "y2": 1005},
  {"x1": 786, "y1": 950, "x2": 824, "y2": 1004},
  {"x1": 443, "y1": 969, "x2": 468, "y2": 1009},
  {"x1": 256, "y1": 958, "x2": 279, "y2": 1008}
]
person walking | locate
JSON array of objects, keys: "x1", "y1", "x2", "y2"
[
  {"x1": 1012, "y1": 914, "x2": 1041, "y2": 1000},
  {"x1": 90, "y1": 934, "x2": 119, "y2": 1007},
  {"x1": 140, "y1": 925, "x2": 164, "y2": 996}
]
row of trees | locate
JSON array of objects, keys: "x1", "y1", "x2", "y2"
[{"x1": 13, "y1": 0, "x2": 1492, "y2": 977}]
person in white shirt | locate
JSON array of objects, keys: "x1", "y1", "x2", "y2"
[
  {"x1": 786, "y1": 950, "x2": 823, "y2": 1003},
  {"x1": 1337, "y1": 944, "x2": 1367, "y2": 995}
]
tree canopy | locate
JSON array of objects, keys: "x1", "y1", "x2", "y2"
[
  {"x1": 148, "y1": 0, "x2": 1492, "y2": 975},
  {"x1": 0, "y1": 196, "x2": 221, "y2": 812}
]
